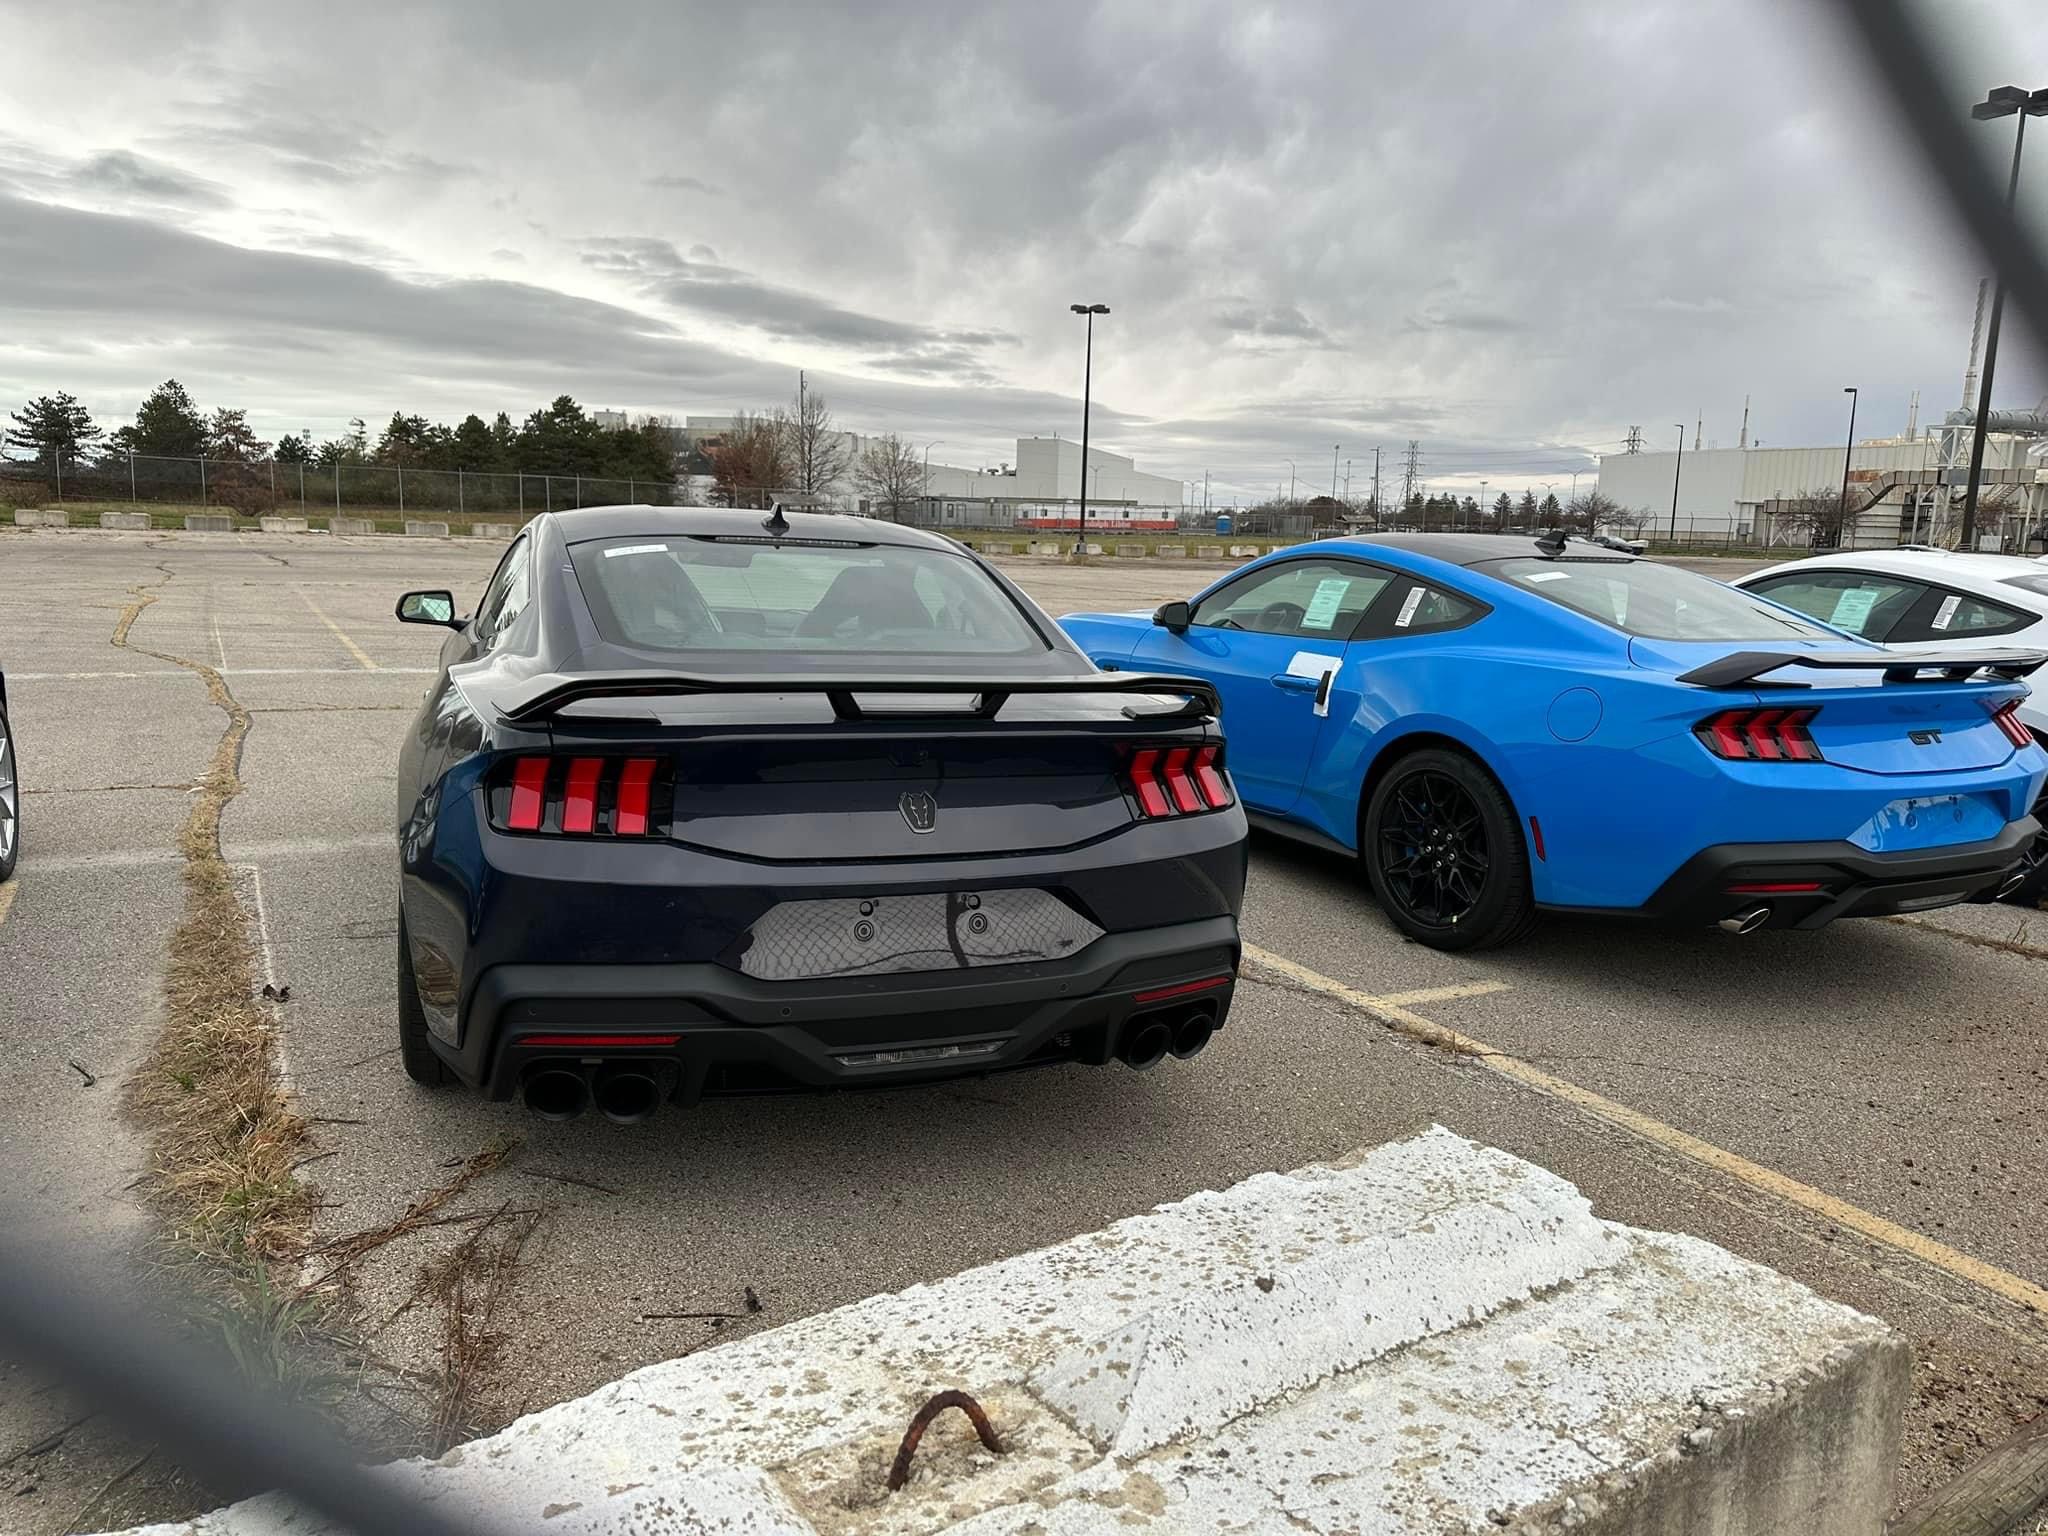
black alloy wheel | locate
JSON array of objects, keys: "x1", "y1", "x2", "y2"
[{"x1": 1363, "y1": 747, "x2": 1536, "y2": 951}]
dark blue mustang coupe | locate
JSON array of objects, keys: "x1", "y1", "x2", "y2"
[{"x1": 391, "y1": 507, "x2": 1245, "y2": 1122}]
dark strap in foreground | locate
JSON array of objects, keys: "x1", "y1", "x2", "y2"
[
  {"x1": 497, "y1": 670, "x2": 1222, "y2": 724},
  {"x1": 1677, "y1": 649, "x2": 2046, "y2": 689}
]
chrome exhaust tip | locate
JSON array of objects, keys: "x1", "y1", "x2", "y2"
[
  {"x1": 1996, "y1": 869, "x2": 2029, "y2": 899},
  {"x1": 1717, "y1": 905, "x2": 1772, "y2": 935},
  {"x1": 522, "y1": 1066, "x2": 590, "y2": 1121}
]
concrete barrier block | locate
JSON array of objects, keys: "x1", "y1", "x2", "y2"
[
  {"x1": 13, "y1": 508, "x2": 68, "y2": 527},
  {"x1": 1029, "y1": 540, "x2": 1065, "y2": 555},
  {"x1": 106, "y1": 1127, "x2": 1906, "y2": 1536},
  {"x1": 98, "y1": 511, "x2": 151, "y2": 530},
  {"x1": 1082, "y1": 541, "x2": 1104, "y2": 556},
  {"x1": 257, "y1": 516, "x2": 308, "y2": 534},
  {"x1": 1195, "y1": 543, "x2": 1225, "y2": 558},
  {"x1": 1114, "y1": 542, "x2": 1147, "y2": 557},
  {"x1": 329, "y1": 517, "x2": 376, "y2": 537},
  {"x1": 1156, "y1": 542, "x2": 1186, "y2": 557},
  {"x1": 404, "y1": 519, "x2": 450, "y2": 537},
  {"x1": 467, "y1": 522, "x2": 516, "y2": 539},
  {"x1": 183, "y1": 513, "x2": 233, "y2": 532},
  {"x1": 977, "y1": 541, "x2": 1016, "y2": 555},
  {"x1": 1230, "y1": 543, "x2": 1261, "y2": 557}
]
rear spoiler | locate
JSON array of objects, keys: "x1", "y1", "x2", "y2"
[
  {"x1": 1678, "y1": 647, "x2": 2047, "y2": 689},
  {"x1": 495, "y1": 670, "x2": 1222, "y2": 725}
]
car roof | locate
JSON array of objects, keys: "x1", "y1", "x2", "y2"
[
  {"x1": 542, "y1": 504, "x2": 968, "y2": 552},
  {"x1": 1743, "y1": 547, "x2": 2048, "y2": 602},
  {"x1": 1323, "y1": 532, "x2": 1635, "y2": 567}
]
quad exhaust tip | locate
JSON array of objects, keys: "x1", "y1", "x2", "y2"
[
  {"x1": 1119, "y1": 1001, "x2": 1220, "y2": 1069},
  {"x1": 522, "y1": 1066, "x2": 590, "y2": 1121},
  {"x1": 1119, "y1": 1018, "x2": 1174, "y2": 1072},
  {"x1": 1170, "y1": 1005, "x2": 1217, "y2": 1060},
  {"x1": 1996, "y1": 869, "x2": 2028, "y2": 898},
  {"x1": 593, "y1": 1066, "x2": 662, "y2": 1125},
  {"x1": 1718, "y1": 904, "x2": 1772, "y2": 936}
]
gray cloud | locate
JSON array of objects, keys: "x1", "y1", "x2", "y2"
[
  {"x1": 646, "y1": 174, "x2": 720, "y2": 195},
  {"x1": 72, "y1": 150, "x2": 232, "y2": 208}
]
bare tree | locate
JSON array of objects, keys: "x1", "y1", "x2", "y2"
[
  {"x1": 707, "y1": 411, "x2": 792, "y2": 509},
  {"x1": 1609, "y1": 504, "x2": 1653, "y2": 537},
  {"x1": 778, "y1": 384, "x2": 851, "y2": 502},
  {"x1": 853, "y1": 433, "x2": 925, "y2": 520},
  {"x1": 1568, "y1": 489, "x2": 1626, "y2": 535},
  {"x1": 1768, "y1": 487, "x2": 1863, "y2": 549},
  {"x1": 1968, "y1": 483, "x2": 2023, "y2": 548}
]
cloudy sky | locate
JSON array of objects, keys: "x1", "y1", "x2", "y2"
[{"x1": 2, "y1": 0, "x2": 2044, "y2": 504}]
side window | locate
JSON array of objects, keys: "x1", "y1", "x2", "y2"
[
  {"x1": 1190, "y1": 560, "x2": 1393, "y2": 640},
  {"x1": 473, "y1": 538, "x2": 530, "y2": 646},
  {"x1": 1378, "y1": 581, "x2": 1486, "y2": 636},
  {"x1": 1745, "y1": 571, "x2": 1923, "y2": 640},
  {"x1": 1890, "y1": 586, "x2": 2031, "y2": 642}
]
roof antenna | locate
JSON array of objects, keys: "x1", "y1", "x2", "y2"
[{"x1": 762, "y1": 502, "x2": 791, "y2": 537}]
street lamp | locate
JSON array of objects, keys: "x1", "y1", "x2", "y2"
[
  {"x1": 922, "y1": 439, "x2": 945, "y2": 518},
  {"x1": 1069, "y1": 302, "x2": 1109, "y2": 551},
  {"x1": 1285, "y1": 459, "x2": 1297, "y2": 503},
  {"x1": 1667, "y1": 425, "x2": 1685, "y2": 544},
  {"x1": 1836, "y1": 388, "x2": 1859, "y2": 549},
  {"x1": 1961, "y1": 84, "x2": 2048, "y2": 549}
]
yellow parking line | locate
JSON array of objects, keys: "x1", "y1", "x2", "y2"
[
  {"x1": 0, "y1": 883, "x2": 16, "y2": 928},
  {"x1": 295, "y1": 587, "x2": 377, "y2": 671},
  {"x1": 1242, "y1": 941, "x2": 2048, "y2": 1318},
  {"x1": 1374, "y1": 981, "x2": 1514, "y2": 1009}
]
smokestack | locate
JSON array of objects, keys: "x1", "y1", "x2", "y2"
[
  {"x1": 1906, "y1": 390, "x2": 1919, "y2": 438},
  {"x1": 1738, "y1": 395, "x2": 1750, "y2": 450},
  {"x1": 1962, "y1": 278, "x2": 1989, "y2": 409},
  {"x1": 1694, "y1": 416, "x2": 1702, "y2": 452}
]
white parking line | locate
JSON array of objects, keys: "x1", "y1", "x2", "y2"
[
  {"x1": 9, "y1": 668, "x2": 435, "y2": 682},
  {"x1": 0, "y1": 883, "x2": 16, "y2": 929}
]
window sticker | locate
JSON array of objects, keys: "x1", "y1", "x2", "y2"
[
  {"x1": 1393, "y1": 587, "x2": 1425, "y2": 628},
  {"x1": 1300, "y1": 577, "x2": 1352, "y2": 631},
  {"x1": 1931, "y1": 593, "x2": 1961, "y2": 631},
  {"x1": 1524, "y1": 570, "x2": 1570, "y2": 583},
  {"x1": 603, "y1": 542, "x2": 670, "y2": 558},
  {"x1": 1829, "y1": 587, "x2": 1880, "y2": 633}
]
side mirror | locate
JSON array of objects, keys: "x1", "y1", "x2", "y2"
[
  {"x1": 1153, "y1": 599, "x2": 1191, "y2": 632},
  {"x1": 396, "y1": 590, "x2": 462, "y2": 628}
]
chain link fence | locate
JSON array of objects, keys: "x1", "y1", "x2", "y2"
[{"x1": 0, "y1": 451, "x2": 677, "y2": 519}]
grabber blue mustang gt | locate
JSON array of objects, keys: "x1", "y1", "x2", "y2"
[{"x1": 1062, "y1": 532, "x2": 2048, "y2": 952}]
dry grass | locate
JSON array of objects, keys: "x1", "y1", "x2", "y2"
[{"x1": 417, "y1": 1202, "x2": 543, "y2": 1452}]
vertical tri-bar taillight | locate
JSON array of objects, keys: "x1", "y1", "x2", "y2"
[
  {"x1": 1125, "y1": 743, "x2": 1233, "y2": 820},
  {"x1": 497, "y1": 756, "x2": 666, "y2": 836}
]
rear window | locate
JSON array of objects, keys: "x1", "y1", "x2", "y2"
[
  {"x1": 1487, "y1": 558, "x2": 1836, "y2": 642},
  {"x1": 2000, "y1": 573, "x2": 2048, "y2": 599},
  {"x1": 569, "y1": 536, "x2": 1045, "y2": 654}
]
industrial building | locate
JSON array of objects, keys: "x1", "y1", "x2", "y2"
[{"x1": 1596, "y1": 410, "x2": 2046, "y2": 550}]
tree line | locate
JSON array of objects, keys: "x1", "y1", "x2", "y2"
[
  {"x1": 702, "y1": 385, "x2": 930, "y2": 518},
  {"x1": 3, "y1": 382, "x2": 678, "y2": 486},
  {"x1": 1249, "y1": 486, "x2": 1653, "y2": 535}
]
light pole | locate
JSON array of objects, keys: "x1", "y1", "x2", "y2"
[
  {"x1": 1836, "y1": 388, "x2": 1859, "y2": 549},
  {"x1": 1069, "y1": 302, "x2": 1109, "y2": 551},
  {"x1": 1331, "y1": 444, "x2": 1339, "y2": 501},
  {"x1": 1961, "y1": 85, "x2": 2048, "y2": 549},
  {"x1": 1667, "y1": 425, "x2": 1685, "y2": 544},
  {"x1": 1479, "y1": 480, "x2": 1489, "y2": 529},
  {"x1": 922, "y1": 439, "x2": 945, "y2": 516},
  {"x1": 1286, "y1": 460, "x2": 1297, "y2": 503}
]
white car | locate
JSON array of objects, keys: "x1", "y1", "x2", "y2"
[{"x1": 1736, "y1": 547, "x2": 2048, "y2": 902}]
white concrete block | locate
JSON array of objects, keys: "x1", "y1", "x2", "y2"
[
  {"x1": 404, "y1": 519, "x2": 451, "y2": 537},
  {"x1": 1155, "y1": 543, "x2": 1186, "y2": 557},
  {"x1": 14, "y1": 508, "x2": 68, "y2": 527},
  {"x1": 99, "y1": 511, "x2": 152, "y2": 530},
  {"x1": 257, "y1": 516, "x2": 309, "y2": 533},
  {"x1": 95, "y1": 1128, "x2": 1905, "y2": 1536},
  {"x1": 183, "y1": 513, "x2": 233, "y2": 532},
  {"x1": 329, "y1": 517, "x2": 377, "y2": 536},
  {"x1": 467, "y1": 522, "x2": 516, "y2": 539},
  {"x1": 1194, "y1": 544, "x2": 1225, "y2": 559}
]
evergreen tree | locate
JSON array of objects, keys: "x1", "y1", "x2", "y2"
[
  {"x1": 1517, "y1": 489, "x2": 1539, "y2": 525},
  {"x1": 111, "y1": 379, "x2": 208, "y2": 458},
  {"x1": 5, "y1": 392, "x2": 102, "y2": 470}
]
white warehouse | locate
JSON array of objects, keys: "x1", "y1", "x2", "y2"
[{"x1": 1597, "y1": 423, "x2": 2045, "y2": 550}]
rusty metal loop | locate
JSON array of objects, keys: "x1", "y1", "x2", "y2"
[{"x1": 885, "y1": 1389, "x2": 1004, "y2": 1493}]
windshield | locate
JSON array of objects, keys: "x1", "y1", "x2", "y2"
[
  {"x1": 569, "y1": 536, "x2": 1046, "y2": 654},
  {"x1": 1486, "y1": 558, "x2": 1841, "y2": 643}
]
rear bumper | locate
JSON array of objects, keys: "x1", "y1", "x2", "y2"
[
  {"x1": 430, "y1": 914, "x2": 1242, "y2": 1099},
  {"x1": 1622, "y1": 816, "x2": 2040, "y2": 930}
]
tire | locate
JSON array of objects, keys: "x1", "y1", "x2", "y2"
[
  {"x1": 0, "y1": 705, "x2": 18, "y2": 884},
  {"x1": 2002, "y1": 740, "x2": 2048, "y2": 907},
  {"x1": 397, "y1": 914, "x2": 453, "y2": 1086},
  {"x1": 1362, "y1": 747, "x2": 1537, "y2": 952}
]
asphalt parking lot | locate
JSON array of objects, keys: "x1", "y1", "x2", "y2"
[{"x1": 1, "y1": 526, "x2": 2045, "y2": 1523}]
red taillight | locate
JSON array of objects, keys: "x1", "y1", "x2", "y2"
[
  {"x1": 1696, "y1": 707, "x2": 1823, "y2": 762},
  {"x1": 561, "y1": 757, "x2": 601, "y2": 834},
  {"x1": 615, "y1": 757, "x2": 656, "y2": 835},
  {"x1": 1128, "y1": 748, "x2": 1175, "y2": 819},
  {"x1": 508, "y1": 756, "x2": 549, "y2": 830},
  {"x1": 1162, "y1": 747, "x2": 1204, "y2": 814},
  {"x1": 1192, "y1": 744, "x2": 1233, "y2": 810},
  {"x1": 1991, "y1": 699, "x2": 2032, "y2": 749},
  {"x1": 1131, "y1": 974, "x2": 1234, "y2": 1004},
  {"x1": 1725, "y1": 880, "x2": 1824, "y2": 894},
  {"x1": 497, "y1": 755, "x2": 663, "y2": 836},
  {"x1": 1126, "y1": 743, "x2": 1232, "y2": 818}
]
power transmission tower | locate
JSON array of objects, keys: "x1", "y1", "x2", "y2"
[
  {"x1": 1401, "y1": 441, "x2": 1421, "y2": 517},
  {"x1": 1625, "y1": 426, "x2": 1642, "y2": 454}
]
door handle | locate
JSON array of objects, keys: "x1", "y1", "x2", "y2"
[{"x1": 1269, "y1": 673, "x2": 1319, "y2": 692}]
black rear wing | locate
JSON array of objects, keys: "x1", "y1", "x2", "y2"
[
  {"x1": 495, "y1": 670, "x2": 1222, "y2": 725},
  {"x1": 1678, "y1": 647, "x2": 2047, "y2": 689}
]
